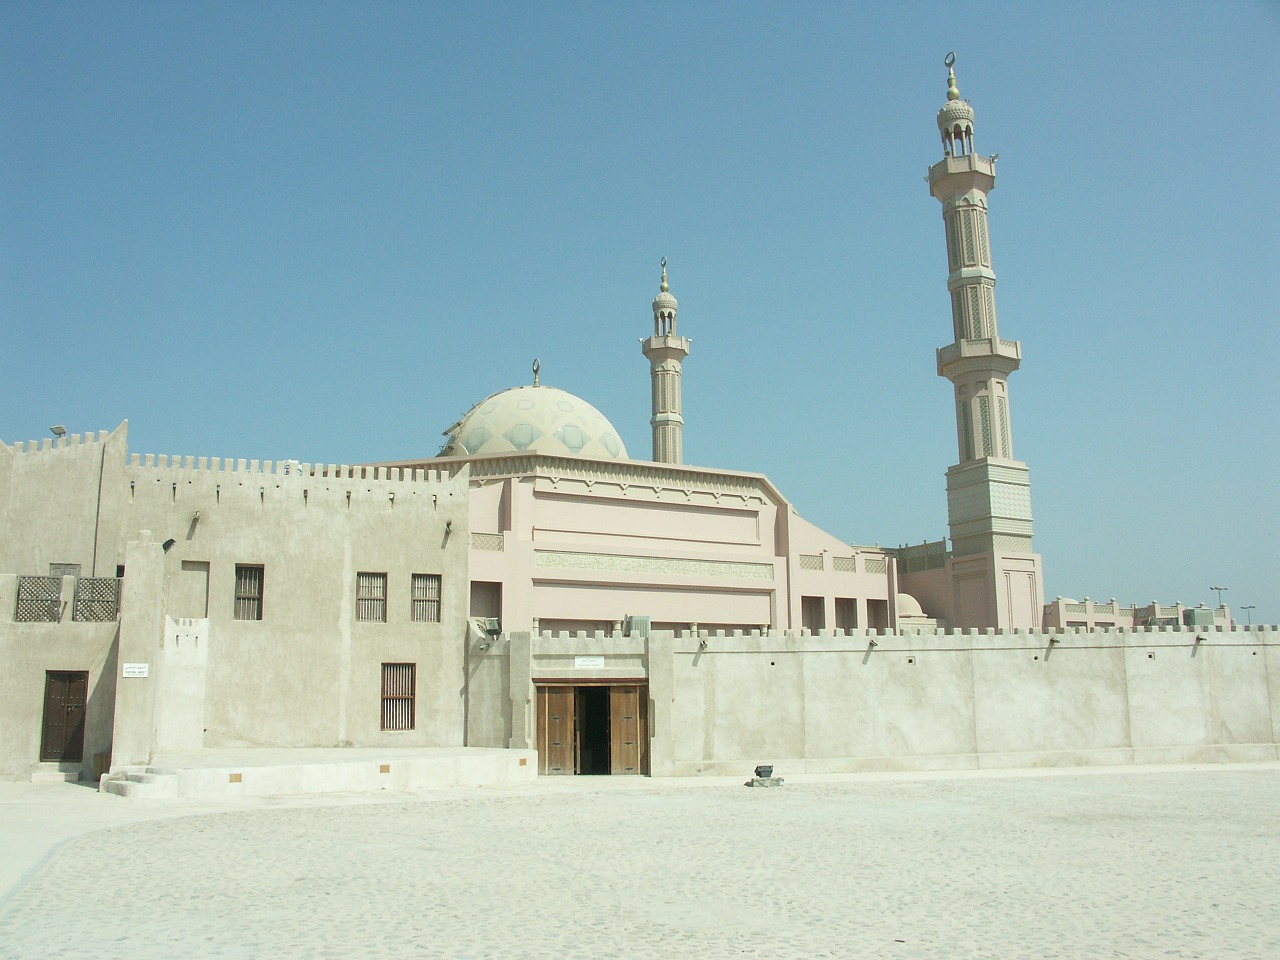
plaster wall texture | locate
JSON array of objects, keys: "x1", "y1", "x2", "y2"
[
  {"x1": 0, "y1": 425, "x2": 129, "y2": 576},
  {"x1": 0, "y1": 574, "x2": 119, "y2": 780},
  {"x1": 447, "y1": 454, "x2": 906, "y2": 638},
  {"x1": 113, "y1": 458, "x2": 472, "y2": 754},
  {"x1": 472, "y1": 625, "x2": 1279, "y2": 777}
]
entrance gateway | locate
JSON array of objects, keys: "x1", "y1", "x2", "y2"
[{"x1": 535, "y1": 681, "x2": 649, "y2": 775}]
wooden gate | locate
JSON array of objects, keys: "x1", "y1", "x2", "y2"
[
  {"x1": 609, "y1": 685, "x2": 647, "y2": 775},
  {"x1": 537, "y1": 686, "x2": 576, "y2": 775},
  {"x1": 41, "y1": 671, "x2": 88, "y2": 763},
  {"x1": 536, "y1": 682, "x2": 648, "y2": 776}
]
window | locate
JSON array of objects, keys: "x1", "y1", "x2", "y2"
[
  {"x1": 16, "y1": 576, "x2": 61, "y2": 622},
  {"x1": 381, "y1": 663, "x2": 415, "y2": 731},
  {"x1": 412, "y1": 573, "x2": 442, "y2": 623},
  {"x1": 234, "y1": 565, "x2": 264, "y2": 621},
  {"x1": 835, "y1": 598, "x2": 858, "y2": 632},
  {"x1": 800, "y1": 595, "x2": 825, "y2": 632},
  {"x1": 357, "y1": 572, "x2": 387, "y2": 622}
]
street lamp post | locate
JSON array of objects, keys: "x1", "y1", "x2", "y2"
[
  {"x1": 1241, "y1": 605, "x2": 1255, "y2": 626},
  {"x1": 1211, "y1": 585, "x2": 1228, "y2": 608}
]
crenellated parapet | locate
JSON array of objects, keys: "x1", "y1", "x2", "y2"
[
  {"x1": 3, "y1": 430, "x2": 118, "y2": 454},
  {"x1": 525, "y1": 623, "x2": 1278, "y2": 645},
  {"x1": 123, "y1": 453, "x2": 470, "y2": 512}
]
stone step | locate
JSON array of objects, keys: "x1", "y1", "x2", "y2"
[
  {"x1": 101, "y1": 770, "x2": 179, "y2": 799},
  {"x1": 30, "y1": 765, "x2": 81, "y2": 784}
]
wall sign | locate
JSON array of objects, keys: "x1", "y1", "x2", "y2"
[
  {"x1": 122, "y1": 663, "x2": 149, "y2": 678},
  {"x1": 574, "y1": 655, "x2": 605, "y2": 669}
]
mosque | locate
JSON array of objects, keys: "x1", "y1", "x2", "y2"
[{"x1": 0, "y1": 60, "x2": 1269, "y2": 789}]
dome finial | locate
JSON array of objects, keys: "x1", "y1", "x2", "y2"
[
  {"x1": 660, "y1": 256, "x2": 669, "y2": 293},
  {"x1": 945, "y1": 51, "x2": 960, "y2": 101},
  {"x1": 532, "y1": 357, "x2": 540, "y2": 387}
]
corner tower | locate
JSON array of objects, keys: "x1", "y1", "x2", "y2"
[
  {"x1": 641, "y1": 258, "x2": 691, "y2": 464},
  {"x1": 928, "y1": 54, "x2": 1042, "y2": 629}
]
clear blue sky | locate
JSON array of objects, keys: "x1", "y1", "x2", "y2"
[{"x1": 3, "y1": 2, "x2": 1277, "y2": 622}]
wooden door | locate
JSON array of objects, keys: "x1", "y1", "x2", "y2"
[
  {"x1": 609, "y1": 685, "x2": 647, "y2": 775},
  {"x1": 537, "y1": 686, "x2": 576, "y2": 775},
  {"x1": 41, "y1": 671, "x2": 87, "y2": 763}
]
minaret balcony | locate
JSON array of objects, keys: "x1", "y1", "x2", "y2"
[
  {"x1": 929, "y1": 153, "x2": 996, "y2": 183},
  {"x1": 937, "y1": 337, "x2": 1021, "y2": 377}
]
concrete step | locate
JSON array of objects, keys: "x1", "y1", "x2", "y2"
[
  {"x1": 100, "y1": 769, "x2": 179, "y2": 798},
  {"x1": 30, "y1": 765, "x2": 81, "y2": 784}
]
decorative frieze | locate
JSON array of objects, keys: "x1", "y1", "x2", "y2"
[{"x1": 534, "y1": 550, "x2": 773, "y2": 580}]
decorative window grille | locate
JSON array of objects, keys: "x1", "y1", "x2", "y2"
[
  {"x1": 799, "y1": 554, "x2": 824, "y2": 571},
  {"x1": 16, "y1": 576, "x2": 61, "y2": 622},
  {"x1": 833, "y1": 556, "x2": 857, "y2": 573},
  {"x1": 411, "y1": 573, "x2": 442, "y2": 623},
  {"x1": 73, "y1": 578, "x2": 121, "y2": 622},
  {"x1": 864, "y1": 557, "x2": 888, "y2": 575},
  {"x1": 356, "y1": 572, "x2": 387, "y2": 622},
  {"x1": 381, "y1": 663, "x2": 415, "y2": 731},
  {"x1": 234, "y1": 565, "x2": 264, "y2": 621}
]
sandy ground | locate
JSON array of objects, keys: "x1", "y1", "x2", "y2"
[{"x1": 1, "y1": 765, "x2": 1278, "y2": 959}]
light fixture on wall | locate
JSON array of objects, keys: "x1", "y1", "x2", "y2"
[{"x1": 49, "y1": 425, "x2": 66, "y2": 438}]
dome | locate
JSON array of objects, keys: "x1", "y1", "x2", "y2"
[
  {"x1": 439, "y1": 385, "x2": 628, "y2": 460},
  {"x1": 896, "y1": 592, "x2": 926, "y2": 618},
  {"x1": 937, "y1": 98, "x2": 974, "y2": 130}
]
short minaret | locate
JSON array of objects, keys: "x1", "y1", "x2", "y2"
[
  {"x1": 641, "y1": 258, "x2": 691, "y2": 464},
  {"x1": 927, "y1": 54, "x2": 1042, "y2": 629}
]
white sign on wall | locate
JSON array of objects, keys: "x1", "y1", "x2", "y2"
[
  {"x1": 122, "y1": 663, "x2": 150, "y2": 678},
  {"x1": 574, "y1": 655, "x2": 605, "y2": 669}
]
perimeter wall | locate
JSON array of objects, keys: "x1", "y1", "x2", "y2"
[{"x1": 478, "y1": 625, "x2": 1280, "y2": 776}]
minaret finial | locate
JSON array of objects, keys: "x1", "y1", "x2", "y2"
[
  {"x1": 532, "y1": 357, "x2": 540, "y2": 387},
  {"x1": 945, "y1": 51, "x2": 959, "y2": 101},
  {"x1": 660, "y1": 256, "x2": 669, "y2": 293}
]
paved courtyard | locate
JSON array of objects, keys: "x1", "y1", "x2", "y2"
[{"x1": 1, "y1": 766, "x2": 1277, "y2": 959}]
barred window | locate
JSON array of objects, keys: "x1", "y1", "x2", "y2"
[
  {"x1": 381, "y1": 662, "x2": 415, "y2": 731},
  {"x1": 357, "y1": 572, "x2": 387, "y2": 622},
  {"x1": 411, "y1": 573, "x2": 441, "y2": 623},
  {"x1": 234, "y1": 565, "x2": 264, "y2": 621}
]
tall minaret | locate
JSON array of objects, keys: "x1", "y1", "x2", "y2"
[
  {"x1": 642, "y1": 258, "x2": 690, "y2": 464},
  {"x1": 928, "y1": 54, "x2": 1041, "y2": 628}
]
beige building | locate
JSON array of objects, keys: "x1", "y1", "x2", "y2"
[{"x1": 1, "y1": 58, "x2": 1274, "y2": 786}]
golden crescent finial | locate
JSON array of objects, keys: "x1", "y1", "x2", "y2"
[
  {"x1": 945, "y1": 52, "x2": 960, "y2": 101},
  {"x1": 659, "y1": 257, "x2": 669, "y2": 293},
  {"x1": 532, "y1": 358, "x2": 540, "y2": 387}
]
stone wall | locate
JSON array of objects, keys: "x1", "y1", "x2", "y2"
[
  {"x1": 0, "y1": 575, "x2": 120, "y2": 780},
  {"x1": 473, "y1": 625, "x2": 1279, "y2": 777}
]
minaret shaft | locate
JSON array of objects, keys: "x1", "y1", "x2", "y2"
[
  {"x1": 643, "y1": 259, "x2": 690, "y2": 464},
  {"x1": 929, "y1": 62, "x2": 1034, "y2": 562}
]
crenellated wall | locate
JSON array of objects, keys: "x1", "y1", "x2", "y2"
[
  {"x1": 467, "y1": 624, "x2": 1280, "y2": 777},
  {"x1": 0, "y1": 424, "x2": 131, "y2": 576}
]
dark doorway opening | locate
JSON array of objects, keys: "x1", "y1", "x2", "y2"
[{"x1": 576, "y1": 687, "x2": 611, "y2": 775}]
